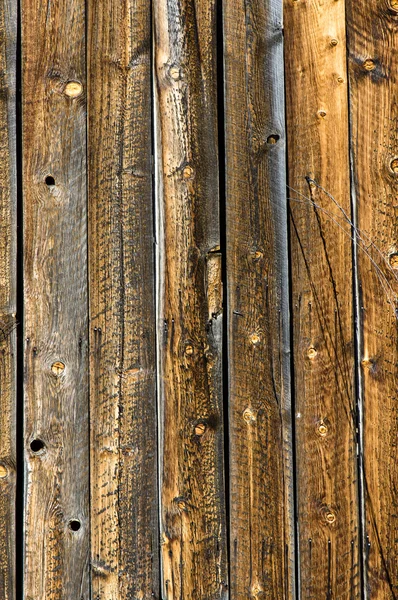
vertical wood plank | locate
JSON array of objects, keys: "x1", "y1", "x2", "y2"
[
  {"x1": 0, "y1": 0, "x2": 17, "y2": 597},
  {"x1": 223, "y1": 0, "x2": 295, "y2": 597},
  {"x1": 284, "y1": 0, "x2": 360, "y2": 596},
  {"x1": 22, "y1": 0, "x2": 89, "y2": 597},
  {"x1": 154, "y1": 0, "x2": 228, "y2": 596},
  {"x1": 87, "y1": 0, "x2": 159, "y2": 597},
  {"x1": 346, "y1": 2, "x2": 398, "y2": 596}
]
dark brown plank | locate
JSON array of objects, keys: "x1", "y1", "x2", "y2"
[
  {"x1": 87, "y1": 0, "x2": 158, "y2": 597},
  {"x1": 284, "y1": 0, "x2": 360, "y2": 596},
  {"x1": 346, "y1": 1, "x2": 398, "y2": 596},
  {"x1": 0, "y1": 0, "x2": 17, "y2": 598},
  {"x1": 224, "y1": 0, "x2": 295, "y2": 596},
  {"x1": 154, "y1": 0, "x2": 228, "y2": 596},
  {"x1": 22, "y1": 0, "x2": 89, "y2": 596}
]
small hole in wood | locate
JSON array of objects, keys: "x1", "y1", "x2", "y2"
[
  {"x1": 45, "y1": 175, "x2": 55, "y2": 186},
  {"x1": 30, "y1": 439, "x2": 45, "y2": 453},
  {"x1": 267, "y1": 134, "x2": 280, "y2": 144},
  {"x1": 69, "y1": 519, "x2": 81, "y2": 532}
]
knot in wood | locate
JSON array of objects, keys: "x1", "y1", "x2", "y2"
[
  {"x1": 307, "y1": 346, "x2": 317, "y2": 359},
  {"x1": 326, "y1": 512, "x2": 336, "y2": 524},
  {"x1": 390, "y1": 158, "x2": 398, "y2": 173},
  {"x1": 182, "y1": 165, "x2": 194, "y2": 180},
  {"x1": 194, "y1": 422, "x2": 206, "y2": 436},
  {"x1": 243, "y1": 408, "x2": 256, "y2": 423},
  {"x1": 389, "y1": 252, "x2": 398, "y2": 268},
  {"x1": 363, "y1": 59, "x2": 376, "y2": 71},
  {"x1": 185, "y1": 344, "x2": 194, "y2": 355},
  {"x1": 64, "y1": 80, "x2": 83, "y2": 98},
  {"x1": 51, "y1": 361, "x2": 65, "y2": 375},
  {"x1": 250, "y1": 332, "x2": 261, "y2": 345},
  {"x1": 169, "y1": 65, "x2": 181, "y2": 81}
]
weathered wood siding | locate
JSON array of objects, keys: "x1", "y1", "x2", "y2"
[
  {"x1": 154, "y1": 0, "x2": 228, "y2": 596},
  {"x1": 0, "y1": 0, "x2": 17, "y2": 598},
  {"x1": 224, "y1": 0, "x2": 294, "y2": 597},
  {"x1": 87, "y1": 0, "x2": 158, "y2": 598},
  {"x1": 0, "y1": 0, "x2": 397, "y2": 598},
  {"x1": 347, "y1": 0, "x2": 398, "y2": 596},
  {"x1": 22, "y1": 0, "x2": 89, "y2": 597},
  {"x1": 284, "y1": 0, "x2": 360, "y2": 596}
]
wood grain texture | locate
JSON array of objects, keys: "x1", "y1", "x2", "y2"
[
  {"x1": 154, "y1": 0, "x2": 228, "y2": 596},
  {"x1": 223, "y1": 0, "x2": 295, "y2": 597},
  {"x1": 284, "y1": 0, "x2": 360, "y2": 596},
  {"x1": 0, "y1": 0, "x2": 17, "y2": 597},
  {"x1": 346, "y1": 1, "x2": 398, "y2": 596},
  {"x1": 22, "y1": 0, "x2": 89, "y2": 597},
  {"x1": 87, "y1": 0, "x2": 159, "y2": 597}
]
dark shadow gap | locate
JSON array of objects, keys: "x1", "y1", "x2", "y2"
[
  {"x1": 283, "y1": 51, "x2": 300, "y2": 600},
  {"x1": 344, "y1": 23, "x2": 366, "y2": 600},
  {"x1": 84, "y1": 2, "x2": 92, "y2": 598},
  {"x1": 216, "y1": 0, "x2": 231, "y2": 593},
  {"x1": 15, "y1": 0, "x2": 24, "y2": 597},
  {"x1": 150, "y1": 1, "x2": 162, "y2": 598}
]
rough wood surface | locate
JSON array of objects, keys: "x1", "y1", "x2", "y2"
[
  {"x1": 22, "y1": 0, "x2": 89, "y2": 597},
  {"x1": 87, "y1": 0, "x2": 159, "y2": 597},
  {"x1": 346, "y1": 1, "x2": 398, "y2": 596},
  {"x1": 0, "y1": 0, "x2": 17, "y2": 598},
  {"x1": 284, "y1": 0, "x2": 360, "y2": 596},
  {"x1": 223, "y1": 0, "x2": 295, "y2": 596},
  {"x1": 154, "y1": 0, "x2": 228, "y2": 596}
]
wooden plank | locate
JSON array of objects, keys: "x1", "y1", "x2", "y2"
[
  {"x1": 22, "y1": 0, "x2": 89, "y2": 597},
  {"x1": 87, "y1": 0, "x2": 158, "y2": 598},
  {"x1": 0, "y1": 0, "x2": 17, "y2": 598},
  {"x1": 223, "y1": 0, "x2": 295, "y2": 597},
  {"x1": 346, "y1": 2, "x2": 398, "y2": 596},
  {"x1": 284, "y1": 0, "x2": 360, "y2": 596},
  {"x1": 154, "y1": 0, "x2": 228, "y2": 596}
]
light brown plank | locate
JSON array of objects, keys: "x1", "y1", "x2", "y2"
[
  {"x1": 224, "y1": 0, "x2": 295, "y2": 596},
  {"x1": 0, "y1": 0, "x2": 17, "y2": 597},
  {"x1": 154, "y1": 0, "x2": 228, "y2": 596},
  {"x1": 346, "y1": 2, "x2": 398, "y2": 596},
  {"x1": 284, "y1": 0, "x2": 360, "y2": 596},
  {"x1": 87, "y1": 0, "x2": 158, "y2": 597},
  {"x1": 22, "y1": 0, "x2": 89, "y2": 597}
]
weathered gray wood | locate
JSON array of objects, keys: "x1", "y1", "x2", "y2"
[
  {"x1": 87, "y1": 0, "x2": 159, "y2": 597},
  {"x1": 154, "y1": 0, "x2": 228, "y2": 596},
  {"x1": 22, "y1": 0, "x2": 89, "y2": 597},
  {"x1": 0, "y1": 0, "x2": 17, "y2": 598},
  {"x1": 224, "y1": 0, "x2": 295, "y2": 596}
]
